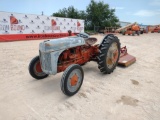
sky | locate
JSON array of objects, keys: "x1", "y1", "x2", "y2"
[{"x1": 0, "y1": 0, "x2": 160, "y2": 25}]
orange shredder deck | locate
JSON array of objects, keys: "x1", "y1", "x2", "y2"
[{"x1": 118, "y1": 54, "x2": 136, "y2": 67}]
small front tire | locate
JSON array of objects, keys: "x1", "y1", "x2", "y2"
[
  {"x1": 61, "y1": 64, "x2": 84, "y2": 96},
  {"x1": 29, "y1": 56, "x2": 48, "y2": 80}
]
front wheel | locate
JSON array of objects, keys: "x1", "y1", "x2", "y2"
[
  {"x1": 61, "y1": 64, "x2": 84, "y2": 96},
  {"x1": 29, "y1": 56, "x2": 48, "y2": 79}
]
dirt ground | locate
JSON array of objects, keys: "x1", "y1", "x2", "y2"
[{"x1": 0, "y1": 33, "x2": 160, "y2": 120}]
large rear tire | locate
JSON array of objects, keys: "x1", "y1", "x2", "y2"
[
  {"x1": 29, "y1": 56, "x2": 48, "y2": 79},
  {"x1": 61, "y1": 64, "x2": 84, "y2": 96},
  {"x1": 97, "y1": 35, "x2": 120, "y2": 74}
]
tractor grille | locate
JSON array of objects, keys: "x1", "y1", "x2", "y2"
[{"x1": 40, "y1": 51, "x2": 52, "y2": 72}]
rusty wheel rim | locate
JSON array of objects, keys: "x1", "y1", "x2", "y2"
[
  {"x1": 67, "y1": 69, "x2": 82, "y2": 93},
  {"x1": 34, "y1": 61, "x2": 46, "y2": 76},
  {"x1": 106, "y1": 42, "x2": 119, "y2": 69}
]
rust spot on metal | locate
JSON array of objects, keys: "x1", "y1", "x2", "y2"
[
  {"x1": 70, "y1": 74, "x2": 78, "y2": 86},
  {"x1": 45, "y1": 43, "x2": 51, "y2": 46}
]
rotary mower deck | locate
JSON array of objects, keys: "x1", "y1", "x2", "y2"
[{"x1": 118, "y1": 46, "x2": 136, "y2": 67}]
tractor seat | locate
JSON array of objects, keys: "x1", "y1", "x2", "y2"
[{"x1": 85, "y1": 37, "x2": 97, "y2": 46}]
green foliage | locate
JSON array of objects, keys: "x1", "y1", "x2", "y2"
[
  {"x1": 86, "y1": 0, "x2": 120, "y2": 29},
  {"x1": 52, "y1": 8, "x2": 67, "y2": 17},
  {"x1": 52, "y1": 0, "x2": 120, "y2": 30},
  {"x1": 52, "y1": 6, "x2": 79, "y2": 19}
]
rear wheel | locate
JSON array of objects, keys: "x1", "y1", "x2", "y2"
[
  {"x1": 137, "y1": 31, "x2": 140, "y2": 36},
  {"x1": 29, "y1": 56, "x2": 48, "y2": 79},
  {"x1": 97, "y1": 35, "x2": 120, "y2": 74},
  {"x1": 122, "y1": 30, "x2": 125, "y2": 35},
  {"x1": 61, "y1": 64, "x2": 84, "y2": 96},
  {"x1": 158, "y1": 30, "x2": 160, "y2": 33},
  {"x1": 132, "y1": 31, "x2": 135, "y2": 36},
  {"x1": 122, "y1": 31, "x2": 125, "y2": 35}
]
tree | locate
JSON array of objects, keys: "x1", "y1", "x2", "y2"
[
  {"x1": 52, "y1": 0, "x2": 120, "y2": 30},
  {"x1": 67, "y1": 6, "x2": 79, "y2": 18},
  {"x1": 52, "y1": 6, "x2": 80, "y2": 19},
  {"x1": 52, "y1": 8, "x2": 67, "y2": 17},
  {"x1": 52, "y1": 6, "x2": 89, "y2": 29},
  {"x1": 86, "y1": 0, "x2": 120, "y2": 29},
  {"x1": 78, "y1": 10, "x2": 89, "y2": 30}
]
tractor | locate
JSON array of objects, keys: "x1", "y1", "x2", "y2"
[{"x1": 29, "y1": 33, "x2": 135, "y2": 96}]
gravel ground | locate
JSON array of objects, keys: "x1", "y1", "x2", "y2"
[{"x1": 0, "y1": 33, "x2": 160, "y2": 120}]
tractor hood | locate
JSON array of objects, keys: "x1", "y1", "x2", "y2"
[{"x1": 39, "y1": 36, "x2": 85, "y2": 53}]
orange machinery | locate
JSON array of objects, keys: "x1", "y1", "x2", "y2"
[{"x1": 116, "y1": 22, "x2": 140, "y2": 36}]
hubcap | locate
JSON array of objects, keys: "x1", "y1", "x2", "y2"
[
  {"x1": 35, "y1": 61, "x2": 42, "y2": 72},
  {"x1": 106, "y1": 42, "x2": 119, "y2": 69},
  {"x1": 70, "y1": 74, "x2": 78, "y2": 86},
  {"x1": 67, "y1": 69, "x2": 82, "y2": 93},
  {"x1": 34, "y1": 61, "x2": 46, "y2": 76}
]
